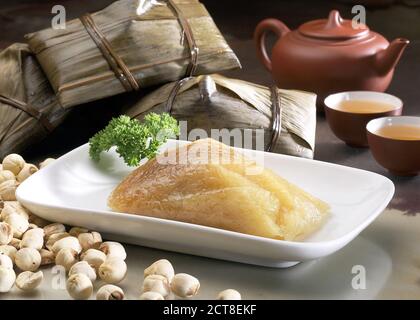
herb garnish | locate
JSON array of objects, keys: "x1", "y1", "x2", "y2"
[{"x1": 89, "y1": 113, "x2": 179, "y2": 166}]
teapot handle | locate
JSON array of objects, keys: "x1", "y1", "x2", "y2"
[{"x1": 254, "y1": 19, "x2": 290, "y2": 72}]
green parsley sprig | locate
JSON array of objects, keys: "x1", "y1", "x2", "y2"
[{"x1": 89, "y1": 113, "x2": 179, "y2": 167}]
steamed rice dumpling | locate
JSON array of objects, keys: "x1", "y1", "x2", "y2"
[
  {"x1": 26, "y1": 0, "x2": 241, "y2": 108},
  {"x1": 126, "y1": 74, "x2": 317, "y2": 159},
  {"x1": 109, "y1": 138, "x2": 329, "y2": 240},
  {"x1": 0, "y1": 44, "x2": 68, "y2": 159}
]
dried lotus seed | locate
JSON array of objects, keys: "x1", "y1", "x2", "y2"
[
  {"x1": 0, "y1": 255, "x2": 13, "y2": 269},
  {"x1": 0, "y1": 222, "x2": 13, "y2": 245},
  {"x1": 139, "y1": 291, "x2": 165, "y2": 300},
  {"x1": 0, "y1": 266, "x2": 16, "y2": 293},
  {"x1": 170, "y1": 273, "x2": 200, "y2": 298},
  {"x1": 20, "y1": 228, "x2": 44, "y2": 250},
  {"x1": 99, "y1": 242, "x2": 126, "y2": 260},
  {"x1": 66, "y1": 273, "x2": 93, "y2": 300},
  {"x1": 2, "y1": 154, "x2": 25, "y2": 175},
  {"x1": 15, "y1": 248, "x2": 41, "y2": 272},
  {"x1": 55, "y1": 248, "x2": 79, "y2": 272},
  {"x1": 217, "y1": 289, "x2": 242, "y2": 300},
  {"x1": 16, "y1": 271, "x2": 43, "y2": 291},
  {"x1": 52, "y1": 236, "x2": 82, "y2": 254},
  {"x1": 98, "y1": 258, "x2": 127, "y2": 284},
  {"x1": 16, "y1": 164, "x2": 38, "y2": 183},
  {"x1": 96, "y1": 284, "x2": 124, "y2": 300},
  {"x1": 144, "y1": 259, "x2": 175, "y2": 282},
  {"x1": 142, "y1": 274, "x2": 170, "y2": 298},
  {"x1": 69, "y1": 261, "x2": 96, "y2": 282},
  {"x1": 43, "y1": 223, "x2": 66, "y2": 239}
]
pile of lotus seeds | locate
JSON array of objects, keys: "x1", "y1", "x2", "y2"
[{"x1": 0, "y1": 153, "x2": 241, "y2": 300}]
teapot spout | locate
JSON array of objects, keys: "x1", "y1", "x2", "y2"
[{"x1": 375, "y1": 38, "x2": 409, "y2": 75}]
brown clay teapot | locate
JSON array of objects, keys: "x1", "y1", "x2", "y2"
[{"x1": 255, "y1": 10, "x2": 409, "y2": 110}]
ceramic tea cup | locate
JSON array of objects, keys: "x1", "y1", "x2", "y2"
[
  {"x1": 367, "y1": 116, "x2": 420, "y2": 176},
  {"x1": 324, "y1": 91, "x2": 403, "y2": 147}
]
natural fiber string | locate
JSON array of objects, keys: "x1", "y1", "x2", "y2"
[
  {"x1": 266, "y1": 86, "x2": 282, "y2": 152},
  {"x1": 0, "y1": 94, "x2": 54, "y2": 132},
  {"x1": 163, "y1": 0, "x2": 200, "y2": 113},
  {"x1": 164, "y1": 77, "x2": 191, "y2": 114},
  {"x1": 167, "y1": 0, "x2": 199, "y2": 77},
  {"x1": 80, "y1": 14, "x2": 140, "y2": 92}
]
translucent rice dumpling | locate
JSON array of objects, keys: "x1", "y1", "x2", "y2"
[{"x1": 108, "y1": 139, "x2": 329, "y2": 240}]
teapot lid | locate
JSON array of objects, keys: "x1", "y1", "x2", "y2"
[{"x1": 298, "y1": 10, "x2": 369, "y2": 40}]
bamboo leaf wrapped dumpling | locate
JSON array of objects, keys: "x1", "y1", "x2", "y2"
[
  {"x1": 0, "y1": 44, "x2": 68, "y2": 159},
  {"x1": 125, "y1": 74, "x2": 317, "y2": 159},
  {"x1": 25, "y1": 0, "x2": 240, "y2": 108}
]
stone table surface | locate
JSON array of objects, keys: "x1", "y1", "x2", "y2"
[{"x1": 0, "y1": 0, "x2": 419, "y2": 300}]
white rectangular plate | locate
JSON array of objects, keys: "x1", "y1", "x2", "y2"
[{"x1": 16, "y1": 140, "x2": 394, "y2": 268}]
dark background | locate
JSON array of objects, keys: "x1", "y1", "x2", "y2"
[{"x1": 0, "y1": 0, "x2": 419, "y2": 213}]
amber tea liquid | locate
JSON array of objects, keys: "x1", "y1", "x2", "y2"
[
  {"x1": 337, "y1": 100, "x2": 396, "y2": 114},
  {"x1": 376, "y1": 125, "x2": 420, "y2": 140}
]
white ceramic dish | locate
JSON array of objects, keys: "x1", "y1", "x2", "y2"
[{"x1": 16, "y1": 140, "x2": 394, "y2": 268}]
